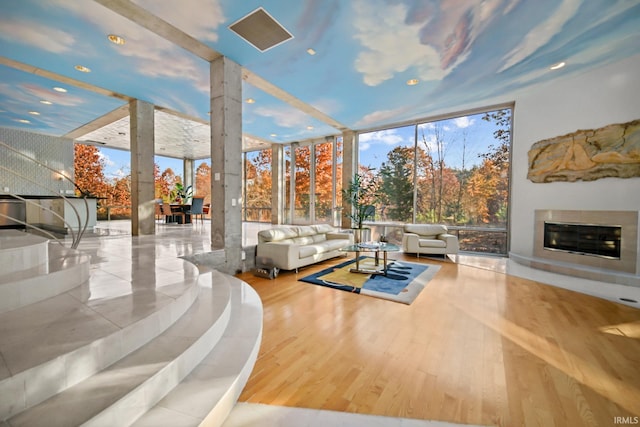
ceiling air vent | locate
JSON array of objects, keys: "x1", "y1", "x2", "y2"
[{"x1": 229, "y1": 7, "x2": 293, "y2": 52}]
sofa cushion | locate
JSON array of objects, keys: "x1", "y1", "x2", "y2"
[
  {"x1": 292, "y1": 236, "x2": 315, "y2": 245},
  {"x1": 298, "y1": 240, "x2": 346, "y2": 258},
  {"x1": 312, "y1": 224, "x2": 335, "y2": 234},
  {"x1": 404, "y1": 224, "x2": 448, "y2": 236},
  {"x1": 294, "y1": 225, "x2": 316, "y2": 237},
  {"x1": 258, "y1": 227, "x2": 299, "y2": 243},
  {"x1": 312, "y1": 234, "x2": 327, "y2": 243},
  {"x1": 419, "y1": 238, "x2": 447, "y2": 248}
]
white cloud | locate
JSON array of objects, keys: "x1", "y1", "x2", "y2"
[
  {"x1": 310, "y1": 98, "x2": 342, "y2": 116},
  {"x1": 22, "y1": 84, "x2": 85, "y2": 107},
  {"x1": 112, "y1": 168, "x2": 129, "y2": 179},
  {"x1": 255, "y1": 105, "x2": 312, "y2": 129},
  {"x1": 417, "y1": 122, "x2": 435, "y2": 131},
  {"x1": 500, "y1": 0, "x2": 582, "y2": 72},
  {"x1": 0, "y1": 19, "x2": 75, "y2": 53},
  {"x1": 419, "y1": 132, "x2": 438, "y2": 153},
  {"x1": 359, "y1": 129, "x2": 406, "y2": 146},
  {"x1": 98, "y1": 151, "x2": 115, "y2": 168},
  {"x1": 453, "y1": 117, "x2": 475, "y2": 128},
  {"x1": 352, "y1": 0, "x2": 443, "y2": 86},
  {"x1": 359, "y1": 141, "x2": 371, "y2": 151},
  {"x1": 132, "y1": 0, "x2": 225, "y2": 42},
  {"x1": 49, "y1": 0, "x2": 208, "y2": 89},
  {"x1": 355, "y1": 106, "x2": 409, "y2": 128}
]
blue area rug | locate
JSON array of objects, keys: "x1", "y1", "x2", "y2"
[{"x1": 299, "y1": 256, "x2": 440, "y2": 304}]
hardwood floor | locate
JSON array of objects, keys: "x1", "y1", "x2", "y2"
[{"x1": 236, "y1": 254, "x2": 640, "y2": 426}]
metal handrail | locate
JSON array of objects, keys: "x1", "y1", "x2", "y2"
[{"x1": 0, "y1": 140, "x2": 89, "y2": 249}]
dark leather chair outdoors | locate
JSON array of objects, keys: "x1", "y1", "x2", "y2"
[{"x1": 188, "y1": 197, "x2": 205, "y2": 224}]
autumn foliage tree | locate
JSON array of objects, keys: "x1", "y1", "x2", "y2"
[
  {"x1": 106, "y1": 175, "x2": 132, "y2": 217},
  {"x1": 73, "y1": 144, "x2": 109, "y2": 198},
  {"x1": 314, "y1": 142, "x2": 334, "y2": 221},
  {"x1": 195, "y1": 162, "x2": 211, "y2": 205},
  {"x1": 244, "y1": 149, "x2": 272, "y2": 221}
]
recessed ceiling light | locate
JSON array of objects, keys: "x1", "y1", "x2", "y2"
[
  {"x1": 550, "y1": 62, "x2": 566, "y2": 70},
  {"x1": 270, "y1": 133, "x2": 277, "y2": 137},
  {"x1": 306, "y1": 48, "x2": 316, "y2": 55},
  {"x1": 245, "y1": 98, "x2": 256, "y2": 104},
  {"x1": 74, "y1": 65, "x2": 91, "y2": 73},
  {"x1": 40, "y1": 100, "x2": 53, "y2": 105},
  {"x1": 406, "y1": 78, "x2": 419, "y2": 86},
  {"x1": 29, "y1": 111, "x2": 40, "y2": 115},
  {"x1": 53, "y1": 87, "x2": 67, "y2": 93},
  {"x1": 16, "y1": 119, "x2": 31, "y2": 124},
  {"x1": 306, "y1": 126, "x2": 314, "y2": 130},
  {"x1": 108, "y1": 34, "x2": 126, "y2": 45}
]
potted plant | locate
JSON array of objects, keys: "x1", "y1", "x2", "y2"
[
  {"x1": 171, "y1": 182, "x2": 193, "y2": 204},
  {"x1": 342, "y1": 171, "x2": 379, "y2": 242}
]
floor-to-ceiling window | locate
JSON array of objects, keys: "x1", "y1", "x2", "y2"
[
  {"x1": 360, "y1": 125, "x2": 416, "y2": 223},
  {"x1": 293, "y1": 144, "x2": 312, "y2": 223},
  {"x1": 242, "y1": 148, "x2": 272, "y2": 222},
  {"x1": 76, "y1": 145, "x2": 185, "y2": 220},
  {"x1": 358, "y1": 107, "x2": 512, "y2": 254},
  {"x1": 282, "y1": 138, "x2": 342, "y2": 225},
  {"x1": 194, "y1": 158, "x2": 211, "y2": 214},
  {"x1": 314, "y1": 140, "x2": 334, "y2": 223}
]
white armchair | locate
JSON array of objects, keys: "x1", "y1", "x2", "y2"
[{"x1": 402, "y1": 224, "x2": 459, "y2": 256}]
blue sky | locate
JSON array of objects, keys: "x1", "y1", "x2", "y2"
[
  {"x1": 96, "y1": 108, "x2": 504, "y2": 180},
  {"x1": 98, "y1": 148, "x2": 211, "y2": 181},
  {"x1": 359, "y1": 111, "x2": 504, "y2": 170}
]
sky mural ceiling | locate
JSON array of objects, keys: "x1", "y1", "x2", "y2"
[{"x1": 1, "y1": 0, "x2": 639, "y2": 153}]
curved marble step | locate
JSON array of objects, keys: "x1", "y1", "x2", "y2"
[
  {"x1": 0, "y1": 242, "x2": 90, "y2": 314},
  {"x1": 0, "y1": 260, "x2": 200, "y2": 419},
  {"x1": 132, "y1": 275, "x2": 263, "y2": 427},
  {"x1": 0, "y1": 230, "x2": 49, "y2": 274},
  {"x1": 6, "y1": 271, "x2": 234, "y2": 427}
]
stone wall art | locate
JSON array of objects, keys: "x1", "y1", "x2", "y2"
[{"x1": 527, "y1": 119, "x2": 640, "y2": 183}]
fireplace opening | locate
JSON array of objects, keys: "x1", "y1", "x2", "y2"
[{"x1": 543, "y1": 222, "x2": 621, "y2": 259}]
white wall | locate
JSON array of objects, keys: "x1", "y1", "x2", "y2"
[{"x1": 509, "y1": 53, "x2": 640, "y2": 272}]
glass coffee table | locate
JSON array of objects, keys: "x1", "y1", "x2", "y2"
[{"x1": 340, "y1": 242, "x2": 400, "y2": 276}]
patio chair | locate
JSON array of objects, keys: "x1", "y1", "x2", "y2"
[{"x1": 188, "y1": 197, "x2": 205, "y2": 224}]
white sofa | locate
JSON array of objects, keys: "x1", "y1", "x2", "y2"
[
  {"x1": 256, "y1": 224, "x2": 354, "y2": 272},
  {"x1": 402, "y1": 224, "x2": 459, "y2": 256}
]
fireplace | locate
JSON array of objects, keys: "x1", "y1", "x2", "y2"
[
  {"x1": 543, "y1": 222, "x2": 622, "y2": 259},
  {"x1": 534, "y1": 210, "x2": 638, "y2": 276}
]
